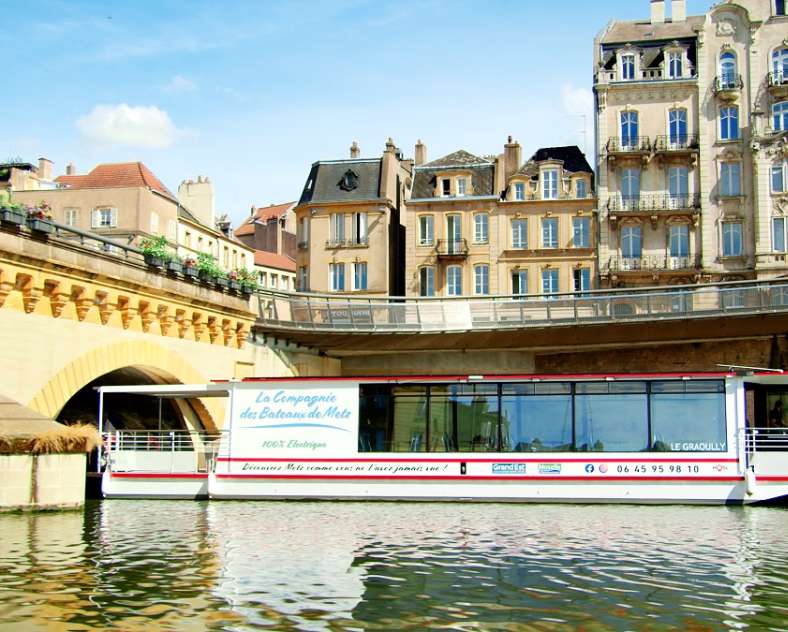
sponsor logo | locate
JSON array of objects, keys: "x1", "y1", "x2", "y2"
[
  {"x1": 585, "y1": 464, "x2": 595, "y2": 473},
  {"x1": 538, "y1": 463, "x2": 562, "y2": 474},
  {"x1": 713, "y1": 464, "x2": 729, "y2": 472},
  {"x1": 599, "y1": 464, "x2": 609, "y2": 474},
  {"x1": 492, "y1": 463, "x2": 527, "y2": 474}
]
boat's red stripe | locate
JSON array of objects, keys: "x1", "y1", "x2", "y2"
[
  {"x1": 215, "y1": 474, "x2": 743, "y2": 482},
  {"x1": 216, "y1": 457, "x2": 738, "y2": 464},
  {"x1": 757, "y1": 476, "x2": 788, "y2": 482},
  {"x1": 110, "y1": 473, "x2": 208, "y2": 479}
]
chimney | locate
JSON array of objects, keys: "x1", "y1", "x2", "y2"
[
  {"x1": 651, "y1": 0, "x2": 665, "y2": 24},
  {"x1": 504, "y1": 136, "x2": 521, "y2": 180},
  {"x1": 65, "y1": 162, "x2": 76, "y2": 176},
  {"x1": 350, "y1": 141, "x2": 360, "y2": 159},
  {"x1": 384, "y1": 137, "x2": 396, "y2": 154},
  {"x1": 672, "y1": 0, "x2": 686, "y2": 22},
  {"x1": 415, "y1": 139, "x2": 427, "y2": 166},
  {"x1": 38, "y1": 157, "x2": 53, "y2": 182}
]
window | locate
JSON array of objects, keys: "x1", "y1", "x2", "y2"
[
  {"x1": 511, "y1": 218, "x2": 527, "y2": 248},
  {"x1": 446, "y1": 266, "x2": 462, "y2": 296},
  {"x1": 514, "y1": 182, "x2": 525, "y2": 201},
  {"x1": 64, "y1": 208, "x2": 78, "y2": 226},
  {"x1": 621, "y1": 54, "x2": 635, "y2": 80},
  {"x1": 457, "y1": 178, "x2": 467, "y2": 196},
  {"x1": 720, "y1": 162, "x2": 741, "y2": 197},
  {"x1": 621, "y1": 111, "x2": 639, "y2": 147},
  {"x1": 777, "y1": 0, "x2": 787, "y2": 15},
  {"x1": 240, "y1": 254, "x2": 246, "y2": 269},
  {"x1": 669, "y1": 108, "x2": 687, "y2": 146},
  {"x1": 446, "y1": 215, "x2": 462, "y2": 252},
  {"x1": 773, "y1": 161, "x2": 787, "y2": 192},
  {"x1": 330, "y1": 213, "x2": 345, "y2": 242},
  {"x1": 773, "y1": 217, "x2": 786, "y2": 252},
  {"x1": 542, "y1": 217, "x2": 559, "y2": 248},
  {"x1": 352, "y1": 212, "x2": 368, "y2": 245},
  {"x1": 621, "y1": 168, "x2": 640, "y2": 202},
  {"x1": 722, "y1": 221, "x2": 743, "y2": 257},
  {"x1": 298, "y1": 217, "x2": 309, "y2": 244},
  {"x1": 543, "y1": 170, "x2": 558, "y2": 199},
  {"x1": 575, "y1": 382, "x2": 649, "y2": 452},
  {"x1": 774, "y1": 101, "x2": 788, "y2": 132},
  {"x1": 270, "y1": 274, "x2": 278, "y2": 289},
  {"x1": 419, "y1": 215, "x2": 434, "y2": 246},
  {"x1": 474, "y1": 264, "x2": 489, "y2": 295},
  {"x1": 576, "y1": 179, "x2": 587, "y2": 199},
  {"x1": 542, "y1": 269, "x2": 559, "y2": 296},
  {"x1": 184, "y1": 231, "x2": 192, "y2": 248},
  {"x1": 232, "y1": 250, "x2": 238, "y2": 269},
  {"x1": 720, "y1": 106, "x2": 739, "y2": 140},
  {"x1": 91, "y1": 207, "x2": 117, "y2": 228},
  {"x1": 502, "y1": 383, "x2": 573, "y2": 452},
  {"x1": 352, "y1": 262, "x2": 367, "y2": 290},
  {"x1": 668, "y1": 166, "x2": 689, "y2": 206},
  {"x1": 512, "y1": 270, "x2": 528, "y2": 296},
  {"x1": 622, "y1": 225, "x2": 642, "y2": 258},
  {"x1": 573, "y1": 217, "x2": 590, "y2": 248},
  {"x1": 773, "y1": 47, "x2": 788, "y2": 81},
  {"x1": 297, "y1": 266, "x2": 307, "y2": 291},
  {"x1": 667, "y1": 51, "x2": 683, "y2": 78},
  {"x1": 474, "y1": 213, "x2": 489, "y2": 244},
  {"x1": 223, "y1": 246, "x2": 229, "y2": 268},
  {"x1": 720, "y1": 51, "x2": 737, "y2": 88},
  {"x1": 573, "y1": 268, "x2": 591, "y2": 293},
  {"x1": 149, "y1": 212, "x2": 159, "y2": 234},
  {"x1": 419, "y1": 267, "x2": 435, "y2": 297},
  {"x1": 441, "y1": 178, "x2": 451, "y2": 196},
  {"x1": 669, "y1": 224, "x2": 689, "y2": 258},
  {"x1": 650, "y1": 381, "x2": 726, "y2": 452},
  {"x1": 167, "y1": 220, "x2": 176, "y2": 240},
  {"x1": 260, "y1": 271, "x2": 267, "y2": 287},
  {"x1": 329, "y1": 262, "x2": 345, "y2": 291},
  {"x1": 197, "y1": 236, "x2": 204, "y2": 251}
]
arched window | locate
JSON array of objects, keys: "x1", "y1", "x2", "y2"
[
  {"x1": 669, "y1": 108, "x2": 687, "y2": 146},
  {"x1": 774, "y1": 101, "x2": 788, "y2": 132},
  {"x1": 620, "y1": 111, "x2": 639, "y2": 148},
  {"x1": 719, "y1": 51, "x2": 737, "y2": 88},
  {"x1": 773, "y1": 47, "x2": 788, "y2": 83},
  {"x1": 621, "y1": 225, "x2": 642, "y2": 259},
  {"x1": 772, "y1": 160, "x2": 787, "y2": 193}
]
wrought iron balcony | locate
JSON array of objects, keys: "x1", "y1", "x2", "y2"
[
  {"x1": 435, "y1": 238, "x2": 469, "y2": 258},
  {"x1": 653, "y1": 135, "x2": 700, "y2": 153},
  {"x1": 768, "y1": 71, "x2": 788, "y2": 96},
  {"x1": 607, "y1": 194, "x2": 700, "y2": 213},
  {"x1": 325, "y1": 237, "x2": 369, "y2": 249},
  {"x1": 607, "y1": 255, "x2": 701, "y2": 273},
  {"x1": 713, "y1": 75, "x2": 743, "y2": 98},
  {"x1": 606, "y1": 136, "x2": 651, "y2": 154}
]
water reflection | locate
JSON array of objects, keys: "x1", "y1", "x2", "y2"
[{"x1": 0, "y1": 502, "x2": 787, "y2": 630}]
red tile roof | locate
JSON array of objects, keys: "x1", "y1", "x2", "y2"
[
  {"x1": 254, "y1": 250, "x2": 296, "y2": 273},
  {"x1": 234, "y1": 201, "x2": 294, "y2": 237},
  {"x1": 55, "y1": 162, "x2": 177, "y2": 202}
]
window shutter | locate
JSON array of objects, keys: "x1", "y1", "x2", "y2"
[
  {"x1": 110, "y1": 208, "x2": 118, "y2": 227},
  {"x1": 359, "y1": 213, "x2": 368, "y2": 240},
  {"x1": 91, "y1": 209, "x2": 99, "y2": 228}
]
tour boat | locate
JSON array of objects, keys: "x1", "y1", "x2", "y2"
[{"x1": 99, "y1": 372, "x2": 788, "y2": 505}]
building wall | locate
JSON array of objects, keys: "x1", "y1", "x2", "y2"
[{"x1": 177, "y1": 218, "x2": 255, "y2": 273}]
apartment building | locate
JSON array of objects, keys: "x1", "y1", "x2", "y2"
[
  {"x1": 406, "y1": 139, "x2": 596, "y2": 297},
  {"x1": 234, "y1": 202, "x2": 297, "y2": 291},
  {"x1": 594, "y1": 0, "x2": 788, "y2": 287},
  {"x1": 294, "y1": 139, "x2": 412, "y2": 295}
]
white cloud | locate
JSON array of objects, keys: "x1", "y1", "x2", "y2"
[
  {"x1": 76, "y1": 104, "x2": 190, "y2": 149},
  {"x1": 162, "y1": 75, "x2": 197, "y2": 94}
]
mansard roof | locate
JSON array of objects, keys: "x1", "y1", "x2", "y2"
[
  {"x1": 422, "y1": 150, "x2": 492, "y2": 168},
  {"x1": 411, "y1": 150, "x2": 494, "y2": 200},
  {"x1": 599, "y1": 16, "x2": 704, "y2": 45},
  {"x1": 297, "y1": 159, "x2": 382, "y2": 206}
]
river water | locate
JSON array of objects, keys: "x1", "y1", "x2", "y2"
[{"x1": 1, "y1": 501, "x2": 787, "y2": 631}]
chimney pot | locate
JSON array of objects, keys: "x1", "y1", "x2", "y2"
[
  {"x1": 672, "y1": 0, "x2": 686, "y2": 22},
  {"x1": 350, "y1": 141, "x2": 360, "y2": 159},
  {"x1": 415, "y1": 139, "x2": 427, "y2": 166},
  {"x1": 651, "y1": 0, "x2": 665, "y2": 24},
  {"x1": 66, "y1": 162, "x2": 76, "y2": 176}
]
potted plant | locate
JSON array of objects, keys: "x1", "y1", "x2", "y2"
[
  {"x1": 27, "y1": 202, "x2": 54, "y2": 234},
  {"x1": 215, "y1": 270, "x2": 229, "y2": 290},
  {"x1": 196, "y1": 253, "x2": 220, "y2": 284},
  {"x1": 228, "y1": 269, "x2": 241, "y2": 292},
  {"x1": 165, "y1": 253, "x2": 183, "y2": 275},
  {"x1": 183, "y1": 257, "x2": 198, "y2": 279},
  {"x1": 238, "y1": 268, "x2": 258, "y2": 295},
  {"x1": 1, "y1": 199, "x2": 26, "y2": 226},
  {"x1": 140, "y1": 234, "x2": 169, "y2": 268}
]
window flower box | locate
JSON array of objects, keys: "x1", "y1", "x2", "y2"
[
  {"x1": 1, "y1": 207, "x2": 25, "y2": 225},
  {"x1": 228, "y1": 280, "x2": 241, "y2": 292},
  {"x1": 215, "y1": 277, "x2": 229, "y2": 289},
  {"x1": 143, "y1": 253, "x2": 164, "y2": 268},
  {"x1": 240, "y1": 283, "x2": 255, "y2": 295},
  {"x1": 198, "y1": 270, "x2": 215, "y2": 284},
  {"x1": 166, "y1": 259, "x2": 183, "y2": 274},
  {"x1": 28, "y1": 217, "x2": 54, "y2": 234}
]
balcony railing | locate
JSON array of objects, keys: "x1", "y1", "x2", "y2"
[
  {"x1": 606, "y1": 136, "x2": 651, "y2": 153},
  {"x1": 607, "y1": 194, "x2": 700, "y2": 213},
  {"x1": 768, "y1": 71, "x2": 788, "y2": 90},
  {"x1": 713, "y1": 74, "x2": 743, "y2": 95},
  {"x1": 595, "y1": 69, "x2": 698, "y2": 85},
  {"x1": 325, "y1": 237, "x2": 369, "y2": 249},
  {"x1": 254, "y1": 279, "x2": 788, "y2": 333},
  {"x1": 435, "y1": 238, "x2": 469, "y2": 258},
  {"x1": 653, "y1": 134, "x2": 700, "y2": 152},
  {"x1": 607, "y1": 255, "x2": 701, "y2": 272}
]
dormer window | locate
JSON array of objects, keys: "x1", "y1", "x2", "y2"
[
  {"x1": 543, "y1": 170, "x2": 559, "y2": 200},
  {"x1": 457, "y1": 178, "x2": 467, "y2": 196},
  {"x1": 576, "y1": 179, "x2": 587, "y2": 199},
  {"x1": 514, "y1": 182, "x2": 525, "y2": 201},
  {"x1": 441, "y1": 178, "x2": 451, "y2": 196},
  {"x1": 667, "y1": 50, "x2": 684, "y2": 79},
  {"x1": 338, "y1": 170, "x2": 359, "y2": 192},
  {"x1": 621, "y1": 54, "x2": 635, "y2": 80}
]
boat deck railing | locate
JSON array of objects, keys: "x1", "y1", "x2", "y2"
[
  {"x1": 103, "y1": 430, "x2": 225, "y2": 474},
  {"x1": 255, "y1": 279, "x2": 788, "y2": 333},
  {"x1": 745, "y1": 427, "x2": 788, "y2": 454}
]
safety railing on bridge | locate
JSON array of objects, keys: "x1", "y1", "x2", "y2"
[
  {"x1": 254, "y1": 279, "x2": 788, "y2": 334},
  {"x1": 103, "y1": 430, "x2": 225, "y2": 474}
]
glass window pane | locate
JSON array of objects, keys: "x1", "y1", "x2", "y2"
[
  {"x1": 575, "y1": 394, "x2": 649, "y2": 451},
  {"x1": 391, "y1": 395, "x2": 427, "y2": 452},
  {"x1": 651, "y1": 392, "x2": 727, "y2": 452},
  {"x1": 501, "y1": 394, "x2": 573, "y2": 452},
  {"x1": 774, "y1": 217, "x2": 786, "y2": 252}
]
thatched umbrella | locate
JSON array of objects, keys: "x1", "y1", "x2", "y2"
[{"x1": 0, "y1": 396, "x2": 99, "y2": 455}]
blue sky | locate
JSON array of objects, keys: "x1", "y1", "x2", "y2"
[{"x1": 1, "y1": 0, "x2": 710, "y2": 225}]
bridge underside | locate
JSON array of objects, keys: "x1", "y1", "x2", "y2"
[{"x1": 254, "y1": 312, "x2": 788, "y2": 356}]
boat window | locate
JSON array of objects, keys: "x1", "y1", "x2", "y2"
[
  {"x1": 392, "y1": 393, "x2": 427, "y2": 452},
  {"x1": 576, "y1": 381, "x2": 647, "y2": 394},
  {"x1": 359, "y1": 385, "x2": 390, "y2": 452},
  {"x1": 575, "y1": 391, "x2": 649, "y2": 452},
  {"x1": 501, "y1": 383, "x2": 535, "y2": 395},
  {"x1": 533, "y1": 382, "x2": 572, "y2": 395},
  {"x1": 431, "y1": 392, "x2": 499, "y2": 452},
  {"x1": 501, "y1": 392, "x2": 573, "y2": 452},
  {"x1": 651, "y1": 384, "x2": 726, "y2": 452}
]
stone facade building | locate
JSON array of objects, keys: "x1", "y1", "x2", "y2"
[
  {"x1": 406, "y1": 139, "x2": 596, "y2": 297},
  {"x1": 234, "y1": 202, "x2": 297, "y2": 291},
  {"x1": 594, "y1": 0, "x2": 788, "y2": 288},
  {"x1": 294, "y1": 139, "x2": 412, "y2": 295}
]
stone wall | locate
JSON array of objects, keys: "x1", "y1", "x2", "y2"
[{"x1": 0, "y1": 453, "x2": 86, "y2": 512}]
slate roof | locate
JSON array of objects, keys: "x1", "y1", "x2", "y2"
[
  {"x1": 235, "y1": 202, "x2": 294, "y2": 237},
  {"x1": 254, "y1": 250, "x2": 296, "y2": 273},
  {"x1": 600, "y1": 16, "x2": 704, "y2": 45},
  {"x1": 56, "y1": 162, "x2": 177, "y2": 203},
  {"x1": 298, "y1": 159, "x2": 382, "y2": 205},
  {"x1": 411, "y1": 150, "x2": 495, "y2": 201},
  {"x1": 530, "y1": 146, "x2": 593, "y2": 174}
]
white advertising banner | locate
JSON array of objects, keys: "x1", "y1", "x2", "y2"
[{"x1": 227, "y1": 382, "x2": 359, "y2": 460}]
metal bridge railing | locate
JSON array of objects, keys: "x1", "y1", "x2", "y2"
[{"x1": 255, "y1": 280, "x2": 788, "y2": 334}]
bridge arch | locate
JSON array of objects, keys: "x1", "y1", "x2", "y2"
[{"x1": 26, "y1": 340, "x2": 221, "y2": 432}]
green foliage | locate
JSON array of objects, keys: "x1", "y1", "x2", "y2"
[
  {"x1": 237, "y1": 268, "x2": 258, "y2": 290},
  {"x1": 139, "y1": 234, "x2": 171, "y2": 260},
  {"x1": 196, "y1": 252, "x2": 223, "y2": 278}
]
